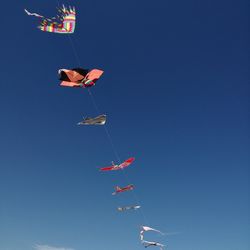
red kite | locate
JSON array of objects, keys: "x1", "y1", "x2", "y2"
[
  {"x1": 100, "y1": 157, "x2": 135, "y2": 171},
  {"x1": 112, "y1": 184, "x2": 134, "y2": 195}
]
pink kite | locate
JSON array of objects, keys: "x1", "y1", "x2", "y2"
[{"x1": 59, "y1": 68, "x2": 104, "y2": 88}]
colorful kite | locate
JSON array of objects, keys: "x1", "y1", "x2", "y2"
[
  {"x1": 112, "y1": 184, "x2": 134, "y2": 195},
  {"x1": 100, "y1": 157, "x2": 135, "y2": 171},
  {"x1": 59, "y1": 68, "x2": 104, "y2": 88},
  {"x1": 77, "y1": 115, "x2": 106, "y2": 125},
  {"x1": 25, "y1": 5, "x2": 76, "y2": 34},
  {"x1": 117, "y1": 205, "x2": 141, "y2": 211}
]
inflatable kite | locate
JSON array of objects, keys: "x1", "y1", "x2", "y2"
[
  {"x1": 100, "y1": 157, "x2": 135, "y2": 171},
  {"x1": 59, "y1": 68, "x2": 104, "y2": 88},
  {"x1": 77, "y1": 115, "x2": 106, "y2": 125},
  {"x1": 25, "y1": 5, "x2": 76, "y2": 34},
  {"x1": 112, "y1": 184, "x2": 134, "y2": 195},
  {"x1": 117, "y1": 205, "x2": 141, "y2": 211}
]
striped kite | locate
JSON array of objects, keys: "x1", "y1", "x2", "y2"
[{"x1": 25, "y1": 5, "x2": 76, "y2": 34}]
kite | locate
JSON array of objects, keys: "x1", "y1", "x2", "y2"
[
  {"x1": 112, "y1": 184, "x2": 134, "y2": 195},
  {"x1": 142, "y1": 240, "x2": 165, "y2": 250},
  {"x1": 117, "y1": 205, "x2": 141, "y2": 211},
  {"x1": 140, "y1": 226, "x2": 164, "y2": 237},
  {"x1": 100, "y1": 157, "x2": 135, "y2": 171},
  {"x1": 59, "y1": 68, "x2": 104, "y2": 88},
  {"x1": 25, "y1": 5, "x2": 76, "y2": 34},
  {"x1": 77, "y1": 115, "x2": 106, "y2": 125},
  {"x1": 140, "y1": 226, "x2": 165, "y2": 250}
]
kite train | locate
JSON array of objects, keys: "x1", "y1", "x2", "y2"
[{"x1": 25, "y1": 3, "x2": 168, "y2": 250}]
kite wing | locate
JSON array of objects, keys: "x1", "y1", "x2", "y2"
[
  {"x1": 119, "y1": 157, "x2": 135, "y2": 169},
  {"x1": 59, "y1": 69, "x2": 85, "y2": 82},
  {"x1": 141, "y1": 226, "x2": 164, "y2": 235},
  {"x1": 60, "y1": 81, "x2": 80, "y2": 87},
  {"x1": 86, "y1": 69, "x2": 104, "y2": 82},
  {"x1": 100, "y1": 166, "x2": 115, "y2": 171}
]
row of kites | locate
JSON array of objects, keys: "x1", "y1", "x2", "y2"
[{"x1": 25, "y1": 5, "x2": 166, "y2": 250}]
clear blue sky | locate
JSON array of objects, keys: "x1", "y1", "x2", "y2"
[{"x1": 0, "y1": 0, "x2": 248, "y2": 250}]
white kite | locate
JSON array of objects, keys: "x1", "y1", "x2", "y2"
[
  {"x1": 140, "y1": 226, "x2": 165, "y2": 250},
  {"x1": 142, "y1": 240, "x2": 165, "y2": 250}
]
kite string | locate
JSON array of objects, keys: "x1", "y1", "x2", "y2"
[{"x1": 55, "y1": 0, "x2": 151, "y2": 225}]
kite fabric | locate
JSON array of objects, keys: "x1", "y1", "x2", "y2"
[
  {"x1": 25, "y1": 5, "x2": 76, "y2": 34},
  {"x1": 112, "y1": 184, "x2": 134, "y2": 195},
  {"x1": 117, "y1": 205, "x2": 141, "y2": 211},
  {"x1": 59, "y1": 68, "x2": 104, "y2": 88},
  {"x1": 100, "y1": 157, "x2": 135, "y2": 171},
  {"x1": 77, "y1": 115, "x2": 106, "y2": 125}
]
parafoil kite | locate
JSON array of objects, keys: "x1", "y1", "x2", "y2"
[
  {"x1": 59, "y1": 68, "x2": 104, "y2": 88},
  {"x1": 77, "y1": 115, "x2": 106, "y2": 125},
  {"x1": 112, "y1": 184, "x2": 134, "y2": 195},
  {"x1": 100, "y1": 157, "x2": 135, "y2": 171},
  {"x1": 117, "y1": 205, "x2": 141, "y2": 211},
  {"x1": 25, "y1": 5, "x2": 76, "y2": 34}
]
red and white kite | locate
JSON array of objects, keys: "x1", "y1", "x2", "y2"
[
  {"x1": 112, "y1": 184, "x2": 134, "y2": 195},
  {"x1": 100, "y1": 157, "x2": 135, "y2": 171}
]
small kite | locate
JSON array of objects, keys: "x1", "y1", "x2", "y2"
[
  {"x1": 77, "y1": 115, "x2": 106, "y2": 125},
  {"x1": 142, "y1": 240, "x2": 165, "y2": 250},
  {"x1": 25, "y1": 5, "x2": 76, "y2": 34},
  {"x1": 117, "y1": 205, "x2": 141, "y2": 211},
  {"x1": 140, "y1": 226, "x2": 164, "y2": 250},
  {"x1": 100, "y1": 157, "x2": 135, "y2": 171},
  {"x1": 112, "y1": 184, "x2": 134, "y2": 195},
  {"x1": 59, "y1": 68, "x2": 104, "y2": 88},
  {"x1": 140, "y1": 226, "x2": 164, "y2": 237}
]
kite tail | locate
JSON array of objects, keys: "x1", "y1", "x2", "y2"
[{"x1": 24, "y1": 9, "x2": 44, "y2": 18}]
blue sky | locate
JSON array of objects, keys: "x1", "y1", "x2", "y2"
[{"x1": 0, "y1": 0, "x2": 248, "y2": 250}]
